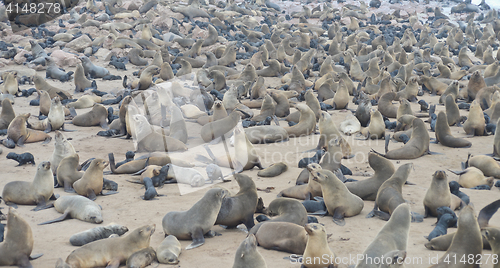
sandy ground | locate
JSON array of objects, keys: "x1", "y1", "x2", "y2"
[{"x1": 0, "y1": 0, "x2": 499, "y2": 267}]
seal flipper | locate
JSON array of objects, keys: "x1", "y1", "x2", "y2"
[
  {"x1": 64, "y1": 181, "x2": 76, "y2": 193},
  {"x1": 29, "y1": 253, "x2": 43, "y2": 260},
  {"x1": 87, "y1": 189, "x2": 97, "y2": 201},
  {"x1": 16, "y1": 255, "x2": 32, "y2": 268},
  {"x1": 101, "y1": 190, "x2": 118, "y2": 196},
  {"x1": 106, "y1": 259, "x2": 120, "y2": 268},
  {"x1": 4, "y1": 201, "x2": 18, "y2": 208},
  {"x1": 187, "y1": 227, "x2": 205, "y2": 250},
  {"x1": 17, "y1": 135, "x2": 26, "y2": 147},
  {"x1": 478, "y1": 199, "x2": 500, "y2": 228},
  {"x1": 373, "y1": 210, "x2": 391, "y2": 221},
  {"x1": 332, "y1": 208, "x2": 346, "y2": 226},
  {"x1": 44, "y1": 123, "x2": 52, "y2": 133},
  {"x1": 366, "y1": 203, "x2": 378, "y2": 218},
  {"x1": 32, "y1": 196, "x2": 47, "y2": 211},
  {"x1": 38, "y1": 210, "x2": 71, "y2": 225}
]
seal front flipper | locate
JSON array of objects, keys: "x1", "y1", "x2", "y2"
[
  {"x1": 332, "y1": 208, "x2": 346, "y2": 226},
  {"x1": 373, "y1": 210, "x2": 391, "y2": 221},
  {"x1": 187, "y1": 227, "x2": 205, "y2": 250},
  {"x1": 4, "y1": 201, "x2": 18, "y2": 208},
  {"x1": 64, "y1": 181, "x2": 76, "y2": 193},
  {"x1": 101, "y1": 190, "x2": 118, "y2": 196},
  {"x1": 106, "y1": 259, "x2": 120, "y2": 268},
  {"x1": 29, "y1": 253, "x2": 43, "y2": 260},
  {"x1": 87, "y1": 189, "x2": 97, "y2": 201},
  {"x1": 17, "y1": 135, "x2": 26, "y2": 147},
  {"x1": 32, "y1": 196, "x2": 48, "y2": 211},
  {"x1": 44, "y1": 123, "x2": 52, "y2": 133},
  {"x1": 38, "y1": 210, "x2": 70, "y2": 225}
]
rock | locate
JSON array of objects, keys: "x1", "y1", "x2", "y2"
[
  {"x1": 50, "y1": 50, "x2": 79, "y2": 67},
  {"x1": 65, "y1": 35, "x2": 92, "y2": 52},
  {"x1": 13, "y1": 49, "x2": 29, "y2": 64}
]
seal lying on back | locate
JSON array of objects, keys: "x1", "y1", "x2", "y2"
[
  {"x1": 56, "y1": 224, "x2": 155, "y2": 268},
  {"x1": 162, "y1": 188, "x2": 227, "y2": 249},
  {"x1": 39, "y1": 195, "x2": 103, "y2": 225}
]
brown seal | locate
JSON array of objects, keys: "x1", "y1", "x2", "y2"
[
  {"x1": 360, "y1": 110, "x2": 385, "y2": 139},
  {"x1": 423, "y1": 170, "x2": 452, "y2": 217},
  {"x1": 218, "y1": 45, "x2": 238, "y2": 66},
  {"x1": 7, "y1": 113, "x2": 51, "y2": 146},
  {"x1": 2, "y1": 161, "x2": 53, "y2": 210},
  {"x1": 73, "y1": 158, "x2": 109, "y2": 200},
  {"x1": 302, "y1": 223, "x2": 335, "y2": 268},
  {"x1": 157, "y1": 235, "x2": 181, "y2": 265},
  {"x1": 251, "y1": 94, "x2": 275, "y2": 122},
  {"x1": 250, "y1": 197, "x2": 308, "y2": 234},
  {"x1": 429, "y1": 206, "x2": 482, "y2": 267},
  {"x1": 75, "y1": 63, "x2": 92, "y2": 92},
  {"x1": 131, "y1": 115, "x2": 188, "y2": 153},
  {"x1": 317, "y1": 111, "x2": 352, "y2": 158},
  {"x1": 254, "y1": 222, "x2": 307, "y2": 254},
  {"x1": 0, "y1": 98, "x2": 15, "y2": 129},
  {"x1": 257, "y1": 162, "x2": 288, "y2": 177},
  {"x1": 72, "y1": 103, "x2": 109, "y2": 129},
  {"x1": 215, "y1": 174, "x2": 258, "y2": 230},
  {"x1": 376, "y1": 118, "x2": 430, "y2": 160},
  {"x1": 233, "y1": 234, "x2": 267, "y2": 268},
  {"x1": 278, "y1": 163, "x2": 322, "y2": 200},
  {"x1": 162, "y1": 188, "x2": 227, "y2": 249},
  {"x1": 467, "y1": 70, "x2": 486, "y2": 101},
  {"x1": 200, "y1": 111, "x2": 240, "y2": 142},
  {"x1": 435, "y1": 111, "x2": 472, "y2": 148},
  {"x1": 244, "y1": 125, "x2": 289, "y2": 144},
  {"x1": 1, "y1": 71, "x2": 19, "y2": 95},
  {"x1": 56, "y1": 224, "x2": 155, "y2": 268},
  {"x1": 482, "y1": 227, "x2": 500, "y2": 268},
  {"x1": 0, "y1": 207, "x2": 41, "y2": 267},
  {"x1": 346, "y1": 152, "x2": 395, "y2": 201},
  {"x1": 308, "y1": 164, "x2": 364, "y2": 226},
  {"x1": 134, "y1": 66, "x2": 160, "y2": 90},
  {"x1": 50, "y1": 131, "x2": 76, "y2": 174},
  {"x1": 378, "y1": 92, "x2": 398, "y2": 118},
  {"x1": 57, "y1": 154, "x2": 83, "y2": 192},
  {"x1": 33, "y1": 74, "x2": 72, "y2": 99},
  {"x1": 355, "y1": 204, "x2": 410, "y2": 268},
  {"x1": 284, "y1": 103, "x2": 316, "y2": 137},
  {"x1": 445, "y1": 94, "x2": 462, "y2": 126},
  {"x1": 369, "y1": 163, "x2": 413, "y2": 220},
  {"x1": 69, "y1": 223, "x2": 129, "y2": 247}
]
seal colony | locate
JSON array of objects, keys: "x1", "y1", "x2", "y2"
[{"x1": 0, "y1": 0, "x2": 500, "y2": 266}]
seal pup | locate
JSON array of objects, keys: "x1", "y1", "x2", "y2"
[
  {"x1": 73, "y1": 158, "x2": 109, "y2": 200},
  {"x1": 435, "y1": 111, "x2": 472, "y2": 148},
  {"x1": 56, "y1": 224, "x2": 155, "y2": 268},
  {"x1": 302, "y1": 223, "x2": 335, "y2": 268},
  {"x1": 0, "y1": 207, "x2": 41, "y2": 268},
  {"x1": 126, "y1": 247, "x2": 156, "y2": 268},
  {"x1": 215, "y1": 174, "x2": 258, "y2": 230},
  {"x1": 2, "y1": 161, "x2": 53, "y2": 210},
  {"x1": 308, "y1": 164, "x2": 364, "y2": 225},
  {"x1": 345, "y1": 152, "x2": 395, "y2": 201},
  {"x1": 39, "y1": 195, "x2": 103, "y2": 225},
  {"x1": 70, "y1": 223, "x2": 129, "y2": 246},
  {"x1": 157, "y1": 235, "x2": 181, "y2": 265},
  {"x1": 423, "y1": 170, "x2": 452, "y2": 217},
  {"x1": 232, "y1": 234, "x2": 267, "y2": 268},
  {"x1": 6, "y1": 152, "x2": 35, "y2": 166},
  {"x1": 355, "y1": 204, "x2": 410, "y2": 268},
  {"x1": 375, "y1": 118, "x2": 430, "y2": 160},
  {"x1": 162, "y1": 188, "x2": 227, "y2": 249},
  {"x1": 429, "y1": 206, "x2": 482, "y2": 267}
]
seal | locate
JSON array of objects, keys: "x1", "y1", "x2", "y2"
[
  {"x1": 57, "y1": 154, "x2": 84, "y2": 192},
  {"x1": 162, "y1": 188, "x2": 227, "y2": 249},
  {"x1": 308, "y1": 164, "x2": 364, "y2": 226},
  {"x1": 250, "y1": 197, "x2": 308, "y2": 234},
  {"x1": 69, "y1": 223, "x2": 129, "y2": 246},
  {"x1": 0, "y1": 207, "x2": 41, "y2": 268},
  {"x1": 463, "y1": 100, "x2": 485, "y2": 136},
  {"x1": 302, "y1": 223, "x2": 335, "y2": 268},
  {"x1": 360, "y1": 110, "x2": 385, "y2": 139},
  {"x1": 45, "y1": 57, "x2": 73, "y2": 82},
  {"x1": 131, "y1": 115, "x2": 188, "y2": 153},
  {"x1": 56, "y1": 224, "x2": 155, "y2": 268},
  {"x1": 467, "y1": 155, "x2": 500, "y2": 179},
  {"x1": 467, "y1": 70, "x2": 486, "y2": 101},
  {"x1": 233, "y1": 233, "x2": 267, "y2": 268},
  {"x1": 157, "y1": 235, "x2": 181, "y2": 265},
  {"x1": 7, "y1": 113, "x2": 51, "y2": 146},
  {"x1": 215, "y1": 174, "x2": 258, "y2": 230},
  {"x1": 73, "y1": 158, "x2": 109, "y2": 200},
  {"x1": 72, "y1": 103, "x2": 109, "y2": 129},
  {"x1": 1, "y1": 161, "x2": 53, "y2": 210},
  {"x1": 134, "y1": 65, "x2": 160, "y2": 90},
  {"x1": 244, "y1": 125, "x2": 289, "y2": 144},
  {"x1": 429, "y1": 206, "x2": 482, "y2": 267},
  {"x1": 482, "y1": 227, "x2": 500, "y2": 268},
  {"x1": 200, "y1": 111, "x2": 240, "y2": 142},
  {"x1": 423, "y1": 170, "x2": 452, "y2": 217},
  {"x1": 39, "y1": 195, "x2": 103, "y2": 225},
  {"x1": 33, "y1": 74, "x2": 72, "y2": 100},
  {"x1": 369, "y1": 163, "x2": 413, "y2": 221},
  {"x1": 50, "y1": 131, "x2": 76, "y2": 175},
  {"x1": 451, "y1": 167, "x2": 494, "y2": 189},
  {"x1": 1, "y1": 71, "x2": 19, "y2": 95},
  {"x1": 435, "y1": 111, "x2": 472, "y2": 148},
  {"x1": 284, "y1": 103, "x2": 316, "y2": 137},
  {"x1": 317, "y1": 111, "x2": 352, "y2": 158},
  {"x1": 126, "y1": 247, "x2": 156, "y2": 268},
  {"x1": 345, "y1": 152, "x2": 395, "y2": 201},
  {"x1": 378, "y1": 92, "x2": 398, "y2": 118},
  {"x1": 109, "y1": 154, "x2": 176, "y2": 174},
  {"x1": 257, "y1": 162, "x2": 288, "y2": 177},
  {"x1": 129, "y1": 48, "x2": 148, "y2": 66},
  {"x1": 254, "y1": 221, "x2": 307, "y2": 254},
  {"x1": 74, "y1": 63, "x2": 93, "y2": 92},
  {"x1": 355, "y1": 204, "x2": 410, "y2": 268},
  {"x1": 270, "y1": 91, "x2": 290, "y2": 117},
  {"x1": 0, "y1": 98, "x2": 15, "y2": 130},
  {"x1": 376, "y1": 118, "x2": 430, "y2": 160},
  {"x1": 66, "y1": 95, "x2": 102, "y2": 109},
  {"x1": 6, "y1": 152, "x2": 35, "y2": 166},
  {"x1": 80, "y1": 56, "x2": 111, "y2": 78},
  {"x1": 32, "y1": 96, "x2": 66, "y2": 132},
  {"x1": 445, "y1": 94, "x2": 462, "y2": 126}
]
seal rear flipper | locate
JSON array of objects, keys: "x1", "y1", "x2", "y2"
[
  {"x1": 126, "y1": 179, "x2": 143, "y2": 184},
  {"x1": 61, "y1": 123, "x2": 76, "y2": 132},
  {"x1": 187, "y1": 228, "x2": 205, "y2": 250},
  {"x1": 17, "y1": 136, "x2": 26, "y2": 147},
  {"x1": 101, "y1": 190, "x2": 118, "y2": 196},
  {"x1": 29, "y1": 253, "x2": 43, "y2": 260},
  {"x1": 17, "y1": 255, "x2": 33, "y2": 268},
  {"x1": 308, "y1": 210, "x2": 328, "y2": 216},
  {"x1": 4, "y1": 201, "x2": 18, "y2": 208},
  {"x1": 32, "y1": 197, "x2": 48, "y2": 211},
  {"x1": 108, "y1": 153, "x2": 117, "y2": 173},
  {"x1": 64, "y1": 181, "x2": 76, "y2": 193},
  {"x1": 41, "y1": 136, "x2": 52, "y2": 145},
  {"x1": 332, "y1": 208, "x2": 346, "y2": 226},
  {"x1": 478, "y1": 199, "x2": 500, "y2": 228},
  {"x1": 447, "y1": 169, "x2": 467, "y2": 175},
  {"x1": 38, "y1": 211, "x2": 71, "y2": 225},
  {"x1": 373, "y1": 210, "x2": 390, "y2": 221},
  {"x1": 44, "y1": 123, "x2": 52, "y2": 133}
]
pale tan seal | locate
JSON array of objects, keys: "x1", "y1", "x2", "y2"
[
  {"x1": 50, "y1": 131, "x2": 76, "y2": 174},
  {"x1": 72, "y1": 103, "x2": 109, "y2": 129},
  {"x1": 157, "y1": 235, "x2": 181, "y2": 265},
  {"x1": 463, "y1": 100, "x2": 485, "y2": 136},
  {"x1": 467, "y1": 155, "x2": 500, "y2": 179},
  {"x1": 423, "y1": 170, "x2": 452, "y2": 217},
  {"x1": 317, "y1": 111, "x2": 352, "y2": 158},
  {"x1": 284, "y1": 103, "x2": 316, "y2": 137},
  {"x1": 39, "y1": 195, "x2": 103, "y2": 225},
  {"x1": 232, "y1": 234, "x2": 267, "y2": 268},
  {"x1": 308, "y1": 164, "x2": 364, "y2": 225},
  {"x1": 302, "y1": 223, "x2": 335, "y2": 268},
  {"x1": 200, "y1": 111, "x2": 240, "y2": 142},
  {"x1": 375, "y1": 118, "x2": 429, "y2": 160},
  {"x1": 57, "y1": 154, "x2": 84, "y2": 192},
  {"x1": 162, "y1": 188, "x2": 227, "y2": 249},
  {"x1": 435, "y1": 111, "x2": 472, "y2": 148},
  {"x1": 126, "y1": 247, "x2": 156, "y2": 268},
  {"x1": 56, "y1": 225, "x2": 155, "y2": 268},
  {"x1": 355, "y1": 204, "x2": 410, "y2": 268},
  {"x1": 2, "y1": 161, "x2": 53, "y2": 210},
  {"x1": 0, "y1": 98, "x2": 15, "y2": 130},
  {"x1": 33, "y1": 74, "x2": 72, "y2": 99}
]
